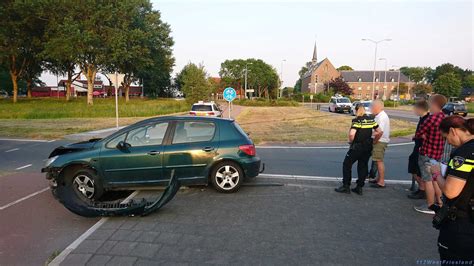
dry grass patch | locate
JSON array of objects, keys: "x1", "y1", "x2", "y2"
[{"x1": 236, "y1": 107, "x2": 415, "y2": 144}]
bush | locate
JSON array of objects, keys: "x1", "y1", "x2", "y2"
[
  {"x1": 292, "y1": 93, "x2": 332, "y2": 103},
  {"x1": 233, "y1": 98, "x2": 300, "y2": 107}
]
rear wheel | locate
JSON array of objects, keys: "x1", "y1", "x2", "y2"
[
  {"x1": 210, "y1": 161, "x2": 243, "y2": 193},
  {"x1": 70, "y1": 168, "x2": 104, "y2": 200}
]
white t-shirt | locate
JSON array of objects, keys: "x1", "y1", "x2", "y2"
[{"x1": 374, "y1": 110, "x2": 390, "y2": 143}]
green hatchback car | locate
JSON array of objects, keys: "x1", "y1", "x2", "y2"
[{"x1": 42, "y1": 116, "x2": 262, "y2": 200}]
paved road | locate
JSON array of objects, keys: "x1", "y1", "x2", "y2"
[
  {"x1": 304, "y1": 103, "x2": 419, "y2": 122},
  {"x1": 0, "y1": 139, "x2": 98, "y2": 266},
  {"x1": 1, "y1": 137, "x2": 415, "y2": 265}
]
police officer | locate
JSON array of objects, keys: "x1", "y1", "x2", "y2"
[
  {"x1": 335, "y1": 104, "x2": 382, "y2": 195},
  {"x1": 436, "y1": 116, "x2": 474, "y2": 264}
]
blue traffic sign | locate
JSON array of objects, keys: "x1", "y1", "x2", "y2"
[{"x1": 223, "y1": 87, "x2": 237, "y2": 102}]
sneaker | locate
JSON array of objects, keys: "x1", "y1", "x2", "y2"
[
  {"x1": 414, "y1": 203, "x2": 436, "y2": 214},
  {"x1": 335, "y1": 185, "x2": 350, "y2": 194},
  {"x1": 407, "y1": 190, "x2": 426, "y2": 200}
]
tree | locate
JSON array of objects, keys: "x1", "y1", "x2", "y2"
[
  {"x1": 412, "y1": 84, "x2": 432, "y2": 97},
  {"x1": 337, "y1": 65, "x2": 353, "y2": 71},
  {"x1": 399, "y1": 67, "x2": 430, "y2": 83},
  {"x1": 176, "y1": 63, "x2": 211, "y2": 103},
  {"x1": 0, "y1": 1, "x2": 47, "y2": 103},
  {"x1": 393, "y1": 83, "x2": 409, "y2": 95},
  {"x1": 433, "y1": 72, "x2": 462, "y2": 98},
  {"x1": 281, "y1": 87, "x2": 294, "y2": 98},
  {"x1": 294, "y1": 61, "x2": 311, "y2": 93},
  {"x1": 463, "y1": 74, "x2": 474, "y2": 89},
  {"x1": 327, "y1": 77, "x2": 352, "y2": 95}
]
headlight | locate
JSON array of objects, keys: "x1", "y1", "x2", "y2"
[{"x1": 45, "y1": 155, "x2": 59, "y2": 167}]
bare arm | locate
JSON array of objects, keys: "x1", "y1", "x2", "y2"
[
  {"x1": 436, "y1": 175, "x2": 467, "y2": 199},
  {"x1": 348, "y1": 128, "x2": 356, "y2": 143},
  {"x1": 373, "y1": 127, "x2": 382, "y2": 143}
]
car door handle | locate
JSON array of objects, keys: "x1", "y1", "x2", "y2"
[
  {"x1": 147, "y1": 151, "x2": 160, "y2": 155},
  {"x1": 202, "y1": 147, "x2": 215, "y2": 152}
]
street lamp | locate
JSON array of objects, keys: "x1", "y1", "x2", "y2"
[
  {"x1": 392, "y1": 65, "x2": 401, "y2": 105},
  {"x1": 279, "y1": 59, "x2": 286, "y2": 98},
  {"x1": 244, "y1": 62, "x2": 252, "y2": 99},
  {"x1": 379, "y1": 58, "x2": 388, "y2": 100},
  {"x1": 362, "y1": 38, "x2": 392, "y2": 100}
]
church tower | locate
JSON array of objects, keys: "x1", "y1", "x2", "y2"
[{"x1": 311, "y1": 41, "x2": 318, "y2": 65}]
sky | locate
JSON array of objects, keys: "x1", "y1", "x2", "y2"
[{"x1": 42, "y1": 0, "x2": 473, "y2": 87}]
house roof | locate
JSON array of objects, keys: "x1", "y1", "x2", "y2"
[{"x1": 340, "y1": 70, "x2": 411, "y2": 83}]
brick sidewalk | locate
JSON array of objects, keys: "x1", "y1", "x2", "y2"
[{"x1": 57, "y1": 177, "x2": 439, "y2": 265}]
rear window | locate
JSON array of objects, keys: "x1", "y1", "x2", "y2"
[
  {"x1": 192, "y1": 105, "x2": 212, "y2": 111},
  {"x1": 362, "y1": 102, "x2": 371, "y2": 107},
  {"x1": 454, "y1": 104, "x2": 466, "y2": 110},
  {"x1": 173, "y1": 121, "x2": 215, "y2": 144}
]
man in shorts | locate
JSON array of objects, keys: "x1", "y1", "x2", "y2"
[{"x1": 369, "y1": 100, "x2": 390, "y2": 188}]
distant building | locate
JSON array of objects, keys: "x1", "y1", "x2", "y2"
[
  {"x1": 341, "y1": 70, "x2": 413, "y2": 100},
  {"x1": 300, "y1": 42, "x2": 415, "y2": 100},
  {"x1": 301, "y1": 42, "x2": 339, "y2": 94},
  {"x1": 461, "y1": 87, "x2": 474, "y2": 102}
]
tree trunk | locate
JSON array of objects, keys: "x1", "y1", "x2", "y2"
[
  {"x1": 85, "y1": 66, "x2": 96, "y2": 105},
  {"x1": 10, "y1": 71, "x2": 18, "y2": 103},
  {"x1": 26, "y1": 79, "x2": 32, "y2": 98},
  {"x1": 66, "y1": 71, "x2": 72, "y2": 101}
]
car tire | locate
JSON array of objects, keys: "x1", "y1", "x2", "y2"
[
  {"x1": 210, "y1": 161, "x2": 244, "y2": 193},
  {"x1": 69, "y1": 168, "x2": 104, "y2": 201}
]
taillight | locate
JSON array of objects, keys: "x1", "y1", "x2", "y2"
[
  {"x1": 208, "y1": 112, "x2": 215, "y2": 116},
  {"x1": 189, "y1": 111, "x2": 196, "y2": 115},
  {"x1": 239, "y1": 144, "x2": 256, "y2": 156}
]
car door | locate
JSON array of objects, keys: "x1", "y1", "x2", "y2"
[
  {"x1": 162, "y1": 120, "x2": 219, "y2": 184},
  {"x1": 99, "y1": 122, "x2": 170, "y2": 186}
]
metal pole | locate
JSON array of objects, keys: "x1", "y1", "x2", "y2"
[
  {"x1": 372, "y1": 44, "x2": 378, "y2": 100},
  {"x1": 244, "y1": 64, "x2": 248, "y2": 99},
  {"x1": 228, "y1": 101, "x2": 231, "y2": 119},
  {"x1": 141, "y1": 78, "x2": 144, "y2": 98},
  {"x1": 397, "y1": 69, "x2": 401, "y2": 106},
  {"x1": 279, "y1": 59, "x2": 286, "y2": 98},
  {"x1": 114, "y1": 72, "x2": 119, "y2": 129}
]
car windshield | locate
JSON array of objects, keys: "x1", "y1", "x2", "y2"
[
  {"x1": 454, "y1": 104, "x2": 466, "y2": 110},
  {"x1": 192, "y1": 105, "x2": 212, "y2": 111},
  {"x1": 362, "y1": 102, "x2": 371, "y2": 107},
  {"x1": 337, "y1": 98, "x2": 350, "y2": 103}
]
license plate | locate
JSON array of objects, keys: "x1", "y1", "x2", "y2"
[
  {"x1": 458, "y1": 113, "x2": 464, "y2": 115},
  {"x1": 196, "y1": 113, "x2": 206, "y2": 116}
]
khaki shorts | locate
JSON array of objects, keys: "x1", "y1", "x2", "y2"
[{"x1": 372, "y1": 142, "x2": 388, "y2": 161}]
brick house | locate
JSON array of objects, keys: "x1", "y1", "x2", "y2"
[{"x1": 341, "y1": 70, "x2": 414, "y2": 100}]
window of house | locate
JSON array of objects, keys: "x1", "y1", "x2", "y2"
[
  {"x1": 375, "y1": 78, "x2": 379, "y2": 82},
  {"x1": 391, "y1": 78, "x2": 395, "y2": 82}
]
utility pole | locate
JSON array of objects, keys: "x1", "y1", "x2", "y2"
[
  {"x1": 279, "y1": 59, "x2": 286, "y2": 98},
  {"x1": 244, "y1": 62, "x2": 252, "y2": 99},
  {"x1": 362, "y1": 38, "x2": 392, "y2": 100},
  {"x1": 379, "y1": 58, "x2": 388, "y2": 100}
]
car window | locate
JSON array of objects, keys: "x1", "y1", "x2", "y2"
[
  {"x1": 337, "y1": 98, "x2": 350, "y2": 103},
  {"x1": 172, "y1": 121, "x2": 215, "y2": 144},
  {"x1": 192, "y1": 105, "x2": 212, "y2": 111},
  {"x1": 126, "y1": 122, "x2": 168, "y2": 147},
  {"x1": 106, "y1": 133, "x2": 126, "y2": 148}
]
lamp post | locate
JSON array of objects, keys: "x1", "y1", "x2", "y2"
[
  {"x1": 244, "y1": 62, "x2": 252, "y2": 99},
  {"x1": 392, "y1": 65, "x2": 401, "y2": 107},
  {"x1": 279, "y1": 59, "x2": 286, "y2": 98},
  {"x1": 379, "y1": 58, "x2": 388, "y2": 100},
  {"x1": 362, "y1": 38, "x2": 391, "y2": 100},
  {"x1": 114, "y1": 72, "x2": 119, "y2": 129}
]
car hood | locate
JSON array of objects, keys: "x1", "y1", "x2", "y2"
[{"x1": 48, "y1": 138, "x2": 102, "y2": 158}]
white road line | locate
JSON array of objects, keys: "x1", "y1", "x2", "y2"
[
  {"x1": 0, "y1": 187, "x2": 50, "y2": 211},
  {"x1": 0, "y1": 138, "x2": 52, "y2": 143},
  {"x1": 5, "y1": 148, "x2": 20, "y2": 153},
  {"x1": 259, "y1": 173, "x2": 412, "y2": 185},
  {"x1": 49, "y1": 190, "x2": 140, "y2": 266},
  {"x1": 15, "y1": 164, "x2": 32, "y2": 170},
  {"x1": 256, "y1": 142, "x2": 414, "y2": 149}
]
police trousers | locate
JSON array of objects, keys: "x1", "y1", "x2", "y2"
[
  {"x1": 438, "y1": 219, "x2": 474, "y2": 265},
  {"x1": 342, "y1": 147, "x2": 372, "y2": 187}
]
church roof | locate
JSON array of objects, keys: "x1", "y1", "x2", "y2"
[{"x1": 302, "y1": 59, "x2": 326, "y2": 79}]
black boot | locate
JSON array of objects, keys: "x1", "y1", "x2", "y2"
[
  {"x1": 351, "y1": 186, "x2": 363, "y2": 195},
  {"x1": 335, "y1": 185, "x2": 350, "y2": 194}
]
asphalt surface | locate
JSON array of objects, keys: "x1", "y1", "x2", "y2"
[{"x1": 0, "y1": 139, "x2": 98, "y2": 266}]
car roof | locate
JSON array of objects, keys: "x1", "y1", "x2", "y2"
[{"x1": 134, "y1": 115, "x2": 232, "y2": 125}]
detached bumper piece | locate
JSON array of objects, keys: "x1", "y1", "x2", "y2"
[{"x1": 53, "y1": 170, "x2": 180, "y2": 218}]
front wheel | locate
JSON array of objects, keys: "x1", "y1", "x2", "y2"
[
  {"x1": 70, "y1": 168, "x2": 104, "y2": 200},
  {"x1": 210, "y1": 161, "x2": 244, "y2": 193}
]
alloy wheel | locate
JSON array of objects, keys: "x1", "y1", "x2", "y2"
[
  {"x1": 73, "y1": 174, "x2": 95, "y2": 199},
  {"x1": 215, "y1": 165, "x2": 240, "y2": 190}
]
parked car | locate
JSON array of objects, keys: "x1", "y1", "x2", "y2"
[
  {"x1": 328, "y1": 96, "x2": 352, "y2": 113},
  {"x1": 350, "y1": 100, "x2": 372, "y2": 116},
  {"x1": 42, "y1": 116, "x2": 263, "y2": 201},
  {"x1": 442, "y1": 102, "x2": 468, "y2": 117},
  {"x1": 189, "y1": 101, "x2": 222, "y2": 117}
]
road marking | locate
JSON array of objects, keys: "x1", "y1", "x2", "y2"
[
  {"x1": 0, "y1": 187, "x2": 50, "y2": 211},
  {"x1": 15, "y1": 164, "x2": 32, "y2": 170},
  {"x1": 0, "y1": 138, "x2": 53, "y2": 143},
  {"x1": 256, "y1": 142, "x2": 413, "y2": 149},
  {"x1": 49, "y1": 190, "x2": 140, "y2": 266},
  {"x1": 5, "y1": 148, "x2": 19, "y2": 153},
  {"x1": 259, "y1": 173, "x2": 412, "y2": 185}
]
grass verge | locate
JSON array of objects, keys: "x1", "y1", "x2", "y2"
[
  {"x1": 236, "y1": 107, "x2": 416, "y2": 144},
  {"x1": 233, "y1": 98, "x2": 300, "y2": 107},
  {"x1": 0, "y1": 97, "x2": 189, "y2": 119}
]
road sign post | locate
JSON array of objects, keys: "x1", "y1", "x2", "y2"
[
  {"x1": 223, "y1": 87, "x2": 237, "y2": 119},
  {"x1": 310, "y1": 94, "x2": 313, "y2": 109}
]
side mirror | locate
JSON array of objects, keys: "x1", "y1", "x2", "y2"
[{"x1": 116, "y1": 141, "x2": 131, "y2": 150}]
